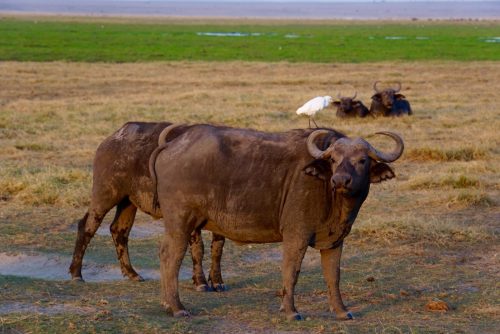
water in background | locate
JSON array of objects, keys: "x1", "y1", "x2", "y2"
[{"x1": 1, "y1": 1, "x2": 499, "y2": 19}]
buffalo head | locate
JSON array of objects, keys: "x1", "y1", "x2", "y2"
[
  {"x1": 333, "y1": 92, "x2": 370, "y2": 118},
  {"x1": 371, "y1": 81, "x2": 406, "y2": 110},
  {"x1": 305, "y1": 130, "x2": 404, "y2": 196},
  {"x1": 333, "y1": 92, "x2": 357, "y2": 112}
]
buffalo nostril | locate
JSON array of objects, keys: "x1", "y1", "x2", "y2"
[
  {"x1": 345, "y1": 176, "x2": 352, "y2": 187},
  {"x1": 332, "y1": 176, "x2": 341, "y2": 187}
]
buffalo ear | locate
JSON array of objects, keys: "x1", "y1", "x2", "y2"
[
  {"x1": 333, "y1": 101, "x2": 341, "y2": 107},
  {"x1": 352, "y1": 101, "x2": 361, "y2": 107},
  {"x1": 370, "y1": 162, "x2": 395, "y2": 183},
  {"x1": 303, "y1": 159, "x2": 331, "y2": 181},
  {"x1": 395, "y1": 93, "x2": 406, "y2": 100},
  {"x1": 371, "y1": 93, "x2": 381, "y2": 101}
]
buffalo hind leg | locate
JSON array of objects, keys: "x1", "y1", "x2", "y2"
[
  {"x1": 320, "y1": 243, "x2": 353, "y2": 320},
  {"x1": 280, "y1": 237, "x2": 309, "y2": 320},
  {"x1": 110, "y1": 198, "x2": 143, "y2": 281},
  {"x1": 69, "y1": 209, "x2": 108, "y2": 281},
  {"x1": 189, "y1": 229, "x2": 209, "y2": 291},
  {"x1": 208, "y1": 233, "x2": 226, "y2": 292}
]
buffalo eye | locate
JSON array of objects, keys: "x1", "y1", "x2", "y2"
[
  {"x1": 358, "y1": 158, "x2": 367, "y2": 165},
  {"x1": 330, "y1": 158, "x2": 336, "y2": 164}
]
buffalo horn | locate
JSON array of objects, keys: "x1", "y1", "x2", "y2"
[
  {"x1": 306, "y1": 130, "x2": 331, "y2": 159},
  {"x1": 351, "y1": 91, "x2": 357, "y2": 100},
  {"x1": 366, "y1": 132, "x2": 404, "y2": 162},
  {"x1": 373, "y1": 81, "x2": 382, "y2": 93},
  {"x1": 394, "y1": 81, "x2": 402, "y2": 92}
]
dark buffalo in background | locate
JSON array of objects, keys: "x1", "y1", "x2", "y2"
[
  {"x1": 69, "y1": 122, "x2": 226, "y2": 292},
  {"x1": 333, "y1": 92, "x2": 370, "y2": 118},
  {"x1": 369, "y1": 81, "x2": 413, "y2": 117},
  {"x1": 150, "y1": 124, "x2": 404, "y2": 320}
]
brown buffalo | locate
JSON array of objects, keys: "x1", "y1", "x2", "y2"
[
  {"x1": 69, "y1": 122, "x2": 226, "y2": 292},
  {"x1": 150, "y1": 124, "x2": 404, "y2": 320},
  {"x1": 369, "y1": 81, "x2": 412, "y2": 116},
  {"x1": 333, "y1": 92, "x2": 370, "y2": 118}
]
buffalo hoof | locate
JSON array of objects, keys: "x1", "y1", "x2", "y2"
[
  {"x1": 173, "y1": 310, "x2": 191, "y2": 318},
  {"x1": 130, "y1": 275, "x2": 145, "y2": 282},
  {"x1": 287, "y1": 312, "x2": 304, "y2": 321},
  {"x1": 71, "y1": 277, "x2": 85, "y2": 283},
  {"x1": 337, "y1": 311, "x2": 354, "y2": 320},
  {"x1": 195, "y1": 284, "x2": 210, "y2": 292},
  {"x1": 212, "y1": 283, "x2": 226, "y2": 292}
]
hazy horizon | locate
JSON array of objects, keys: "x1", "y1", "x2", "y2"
[
  {"x1": 105, "y1": 0, "x2": 498, "y2": 1},
  {"x1": 1, "y1": 0, "x2": 499, "y2": 19}
]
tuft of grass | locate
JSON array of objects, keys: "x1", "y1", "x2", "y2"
[
  {"x1": 14, "y1": 143, "x2": 53, "y2": 151},
  {"x1": 448, "y1": 191, "x2": 495, "y2": 208},
  {"x1": 449, "y1": 175, "x2": 480, "y2": 189},
  {"x1": 408, "y1": 174, "x2": 481, "y2": 190},
  {"x1": 0, "y1": 180, "x2": 28, "y2": 200},
  {"x1": 354, "y1": 213, "x2": 493, "y2": 245},
  {"x1": 0, "y1": 167, "x2": 91, "y2": 207},
  {"x1": 406, "y1": 147, "x2": 487, "y2": 162}
]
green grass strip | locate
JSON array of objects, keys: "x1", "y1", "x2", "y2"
[{"x1": 1, "y1": 18, "x2": 499, "y2": 62}]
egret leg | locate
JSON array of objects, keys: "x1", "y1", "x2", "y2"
[
  {"x1": 308, "y1": 118, "x2": 311, "y2": 128},
  {"x1": 312, "y1": 118, "x2": 319, "y2": 128}
]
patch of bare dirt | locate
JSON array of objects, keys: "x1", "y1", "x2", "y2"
[
  {"x1": 0, "y1": 302, "x2": 96, "y2": 315},
  {"x1": 0, "y1": 252, "x2": 188, "y2": 282},
  {"x1": 95, "y1": 220, "x2": 164, "y2": 239}
]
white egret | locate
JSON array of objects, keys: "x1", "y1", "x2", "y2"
[{"x1": 296, "y1": 96, "x2": 333, "y2": 128}]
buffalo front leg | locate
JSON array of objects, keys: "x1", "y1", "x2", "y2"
[
  {"x1": 208, "y1": 233, "x2": 226, "y2": 292},
  {"x1": 110, "y1": 199, "x2": 143, "y2": 282},
  {"x1": 69, "y1": 210, "x2": 106, "y2": 281},
  {"x1": 160, "y1": 226, "x2": 191, "y2": 317},
  {"x1": 320, "y1": 243, "x2": 353, "y2": 320},
  {"x1": 280, "y1": 238, "x2": 308, "y2": 320},
  {"x1": 189, "y1": 229, "x2": 209, "y2": 291}
]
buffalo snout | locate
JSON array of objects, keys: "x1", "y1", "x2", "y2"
[{"x1": 331, "y1": 173, "x2": 352, "y2": 191}]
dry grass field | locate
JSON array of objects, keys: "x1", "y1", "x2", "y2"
[{"x1": 0, "y1": 60, "x2": 499, "y2": 333}]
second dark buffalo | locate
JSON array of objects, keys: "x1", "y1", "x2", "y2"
[
  {"x1": 69, "y1": 122, "x2": 226, "y2": 292},
  {"x1": 333, "y1": 92, "x2": 370, "y2": 118}
]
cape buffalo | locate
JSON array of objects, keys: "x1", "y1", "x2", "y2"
[
  {"x1": 333, "y1": 92, "x2": 370, "y2": 118},
  {"x1": 369, "y1": 81, "x2": 412, "y2": 116},
  {"x1": 69, "y1": 122, "x2": 226, "y2": 291},
  {"x1": 150, "y1": 124, "x2": 404, "y2": 320}
]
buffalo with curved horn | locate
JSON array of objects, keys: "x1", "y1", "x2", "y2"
[
  {"x1": 333, "y1": 91, "x2": 370, "y2": 118},
  {"x1": 150, "y1": 124, "x2": 404, "y2": 320},
  {"x1": 370, "y1": 81, "x2": 412, "y2": 117}
]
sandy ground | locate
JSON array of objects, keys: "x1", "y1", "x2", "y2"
[
  {"x1": 0, "y1": 220, "x2": 167, "y2": 281},
  {"x1": 0, "y1": 302, "x2": 96, "y2": 315},
  {"x1": 0, "y1": 252, "x2": 164, "y2": 282},
  {"x1": 0, "y1": 244, "x2": 322, "y2": 282},
  {"x1": 94, "y1": 220, "x2": 164, "y2": 239}
]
